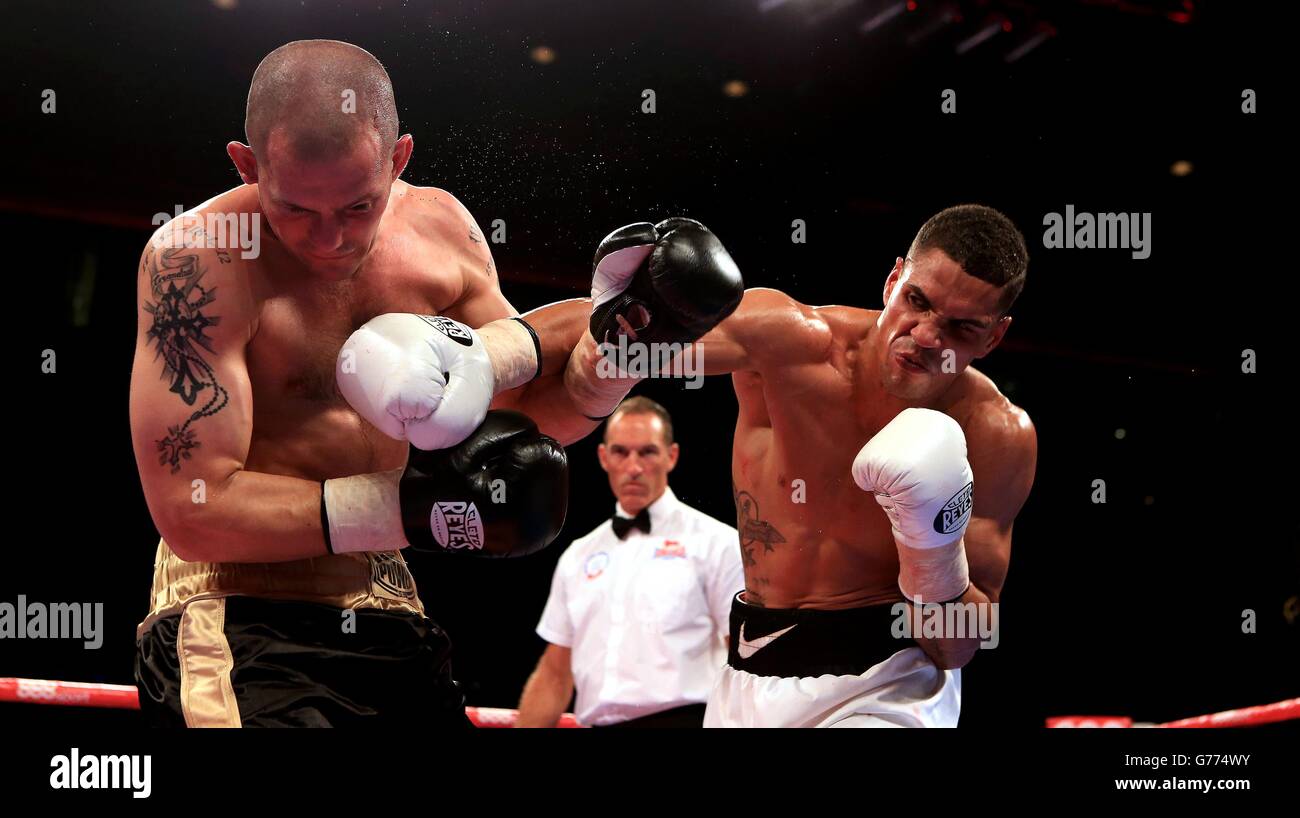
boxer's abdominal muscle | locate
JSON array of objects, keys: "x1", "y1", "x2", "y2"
[{"x1": 730, "y1": 424, "x2": 907, "y2": 611}]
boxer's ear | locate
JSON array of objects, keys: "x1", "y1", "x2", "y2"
[
  {"x1": 390, "y1": 134, "x2": 414, "y2": 181},
  {"x1": 882, "y1": 257, "x2": 904, "y2": 306},
  {"x1": 976, "y1": 316, "x2": 1012, "y2": 358},
  {"x1": 227, "y1": 142, "x2": 258, "y2": 184}
]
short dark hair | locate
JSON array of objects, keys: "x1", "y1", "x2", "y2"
[
  {"x1": 606, "y1": 397, "x2": 674, "y2": 447},
  {"x1": 909, "y1": 204, "x2": 1029, "y2": 315},
  {"x1": 245, "y1": 40, "x2": 398, "y2": 165}
]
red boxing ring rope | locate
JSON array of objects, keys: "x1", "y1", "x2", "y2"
[
  {"x1": 1046, "y1": 697, "x2": 1300, "y2": 728},
  {"x1": 0, "y1": 677, "x2": 581, "y2": 728},
  {"x1": 4, "y1": 677, "x2": 1294, "y2": 728}
]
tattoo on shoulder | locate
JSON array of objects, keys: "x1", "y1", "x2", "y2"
[
  {"x1": 468, "y1": 225, "x2": 483, "y2": 244},
  {"x1": 734, "y1": 486, "x2": 787, "y2": 569},
  {"x1": 142, "y1": 236, "x2": 229, "y2": 473}
]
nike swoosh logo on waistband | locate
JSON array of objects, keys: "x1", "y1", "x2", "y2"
[{"x1": 736, "y1": 623, "x2": 797, "y2": 659}]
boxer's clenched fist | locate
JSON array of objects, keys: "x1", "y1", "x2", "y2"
[
  {"x1": 336, "y1": 313, "x2": 494, "y2": 451},
  {"x1": 398, "y1": 410, "x2": 568, "y2": 557},
  {"x1": 852, "y1": 408, "x2": 973, "y2": 602},
  {"x1": 323, "y1": 410, "x2": 568, "y2": 558},
  {"x1": 565, "y1": 217, "x2": 745, "y2": 418},
  {"x1": 589, "y1": 217, "x2": 744, "y2": 349}
]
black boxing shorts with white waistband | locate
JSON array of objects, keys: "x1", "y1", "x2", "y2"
[
  {"x1": 133, "y1": 539, "x2": 469, "y2": 728},
  {"x1": 726, "y1": 592, "x2": 918, "y2": 678}
]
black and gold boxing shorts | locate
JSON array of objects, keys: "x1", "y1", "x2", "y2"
[
  {"x1": 135, "y1": 595, "x2": 471, "y2": 728},
  {"x1": 132, "y1": 539, "x2": 470, "y2": 728}
]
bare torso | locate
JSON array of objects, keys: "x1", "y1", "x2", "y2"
[
  {"x1": 216, "y1": 180, "x2": 481, "y2": 481},
  {"x1": 730, "y1": 305, "x2": 1017, "y2": 609}
]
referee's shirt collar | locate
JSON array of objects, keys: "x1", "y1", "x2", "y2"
[{"x1": 613, "y1": 485, "x2": 680, "y2": 535}]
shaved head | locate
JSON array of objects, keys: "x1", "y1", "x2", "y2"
[
  {"x1": 245, "y1": 40, "x2": 398, "y2": 167},
  {"x1": 232, "y1": 40, "x2": 411, "y2": 282}
]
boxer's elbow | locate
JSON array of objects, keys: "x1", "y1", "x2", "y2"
[
  {"x1": 938, "y1": 637, "x2": 983, "y2": 670},
  {"x1": 932, "y1": 655, "x2": 969, "y2": 671},
  {"x1": 150, "y1": 492, "x2": 231, "y2": 563},
  {"x1": 919, "y1": 635, "x2": 982, "y2": 671},
  {"x1": 154, "y1": 512, "x2": 215, "y2": 563}
]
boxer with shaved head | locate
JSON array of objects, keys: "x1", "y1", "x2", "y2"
[{"x1": 129, "y1": 40, "x2": 741, "y2": 727}]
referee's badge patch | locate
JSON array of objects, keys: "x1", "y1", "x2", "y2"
[
  {"x1": 654, "y1": 540, "x2": 686, "y2": 559},
  {"x1": 585, "y1": 552, "x2": 609, "y2": 580}
]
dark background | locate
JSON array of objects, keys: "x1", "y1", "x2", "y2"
[{"x1": 2, "y1": 0, "x2": 1293, "y2": 729}]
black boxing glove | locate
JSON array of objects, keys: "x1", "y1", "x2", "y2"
[
  {"x1": 588, "y1": 218, "x2": 744, "y2": 350},
  {"x1": 322, "y1": 410, "x2": 567, "y2": 558},
  {"x1": 398, "y1": 410, "x2": 568, "y2": 557}
]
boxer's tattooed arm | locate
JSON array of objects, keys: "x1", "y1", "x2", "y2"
[
  {"x1": 141, "y1": 237, "x2": 229, "y2": 473},
  {"x1": 468, "y1": 225, "x2": 483, "y2": 244}
]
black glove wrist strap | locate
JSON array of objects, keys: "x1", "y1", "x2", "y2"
[
  {"x1": 510, "y1": 316, "x2": 543, "y2": 383},
  {"x1": 320, "y1": 481, "x2": 336, "y2": 555}
]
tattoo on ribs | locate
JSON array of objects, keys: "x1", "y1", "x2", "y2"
[
  {"x1": 142, "y1": 235, "x2": 229, "y2": 473},
  {"x1": 734, "y1": 487, "x2": 787, "y2": 569}
]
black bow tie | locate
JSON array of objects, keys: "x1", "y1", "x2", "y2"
[{"x1": 611, "y1": 508, "x2": 651, "y2": 539}]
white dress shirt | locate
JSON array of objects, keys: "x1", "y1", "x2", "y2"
[{"x1": 536, "y1": 486, "x2": 744, "y2": 726}]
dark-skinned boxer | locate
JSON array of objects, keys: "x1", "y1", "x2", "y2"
[{"x1": 691, "y1": 204, "x2": 1036, "y2": 727}]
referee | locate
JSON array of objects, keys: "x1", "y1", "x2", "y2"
[{"x1": 517, "y1": 397, "x2": 743, "y2": 728}]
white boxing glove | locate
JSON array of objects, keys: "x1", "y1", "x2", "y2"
[
  {"x1": 852, "y1": 408, "x2": 974, "y2": 603},
  {"x1": 336, "y1": 314, "x2": 494, "y2": 451}
]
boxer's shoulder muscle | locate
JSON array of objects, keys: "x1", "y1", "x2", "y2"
[
  {"x1": 952, "y1": 368, "x2": 1034, "y2": 442},
  {"x1": 792, "y1": 303, "x2": 881, "y2": 372},
  {"x1": 136, "y1": 211, "x2": 257, "y2": 348},
  {"x1": 393, "y1": 181, "x2": 474, "y2": 235},
  {"x1": 726, "y1": 291, "x2": 849, "y2": 428},
  {"x1": 391, "y1": 181, "x2": 499, "y2": 316},
  {"x1": 952, "y1": 366, "x2": 1029, "y2": 421},
  {"x1": 813, "y1": 303, "x2": 878, "y2": 368},
  {"x1": 814, "y1": 304, "x2": 878, "y2": 337},
  {"x1": 952, "y1": 369, "x2": 1037, "y2": 521},
  {"x1": 722, "y1": 288, "x2": 836, "y2": 370}
]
